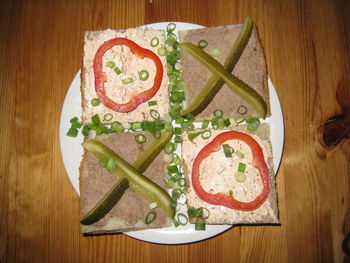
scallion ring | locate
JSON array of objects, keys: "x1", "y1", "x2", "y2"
[
  {"x1": 110, "y1": 121, "x2": 125, "y2": 133},
  {"x1": 103, "y1": 113, "x2": 113, "y2": 121},
  {"x1": 198, "y1": 40, "x2": 208, "y2": 49},
  {"x1": 114, "y1": 67, "x2": 122, "y2": 75},
  {"x1": 106, "y1": 158, "x2": 116, "y2": 172},
  {"x1": 135, "y1": 134, "x2": 146, "y2": 144},
  {"x1": 201, "y1": 130, "x2": 211, "y2": 139},
  {"x1": 148, "y1": 100, "x2": 157, "y2": 106},
  {"x1": 202, "y1": 120, "x2": 209, "y2": 129},
  {"x1": 106, "y1": 61, "x2": 116, "y2": 68},
  {"x1": 150, "y1": 109, "x2": 160, "y2": 120},
  {"x1": 157, "y1": 47, "x2": 167, "y2": 56},
  {"x1": 145, "y1": 211, "x2": 157, "y2": 224},
  {"x1": 150, "y1": 37, "x2": 159, "y2": 47},
  {"x1": 166, "y1": 23, "x2": 176, "y2": 32},
  {"x1": 138, "y1": 70, "x2": 149, "y2": 81},
  {"x1": 91, "y1": 98, "x2": 100, "y2": 107},
  {"x1": 122, "y1": 77, "x2": 133, "y2": 84},
  {"x1": 177, "y1": 213, "x2": 188, "y2": 226},
  {"x1": 213, "y1": 109, "x2": 223, "y2": 118},
  {"x1": 237, "y1": 105, "x2": 248, "y2": 115},
  {"x1": 165, "y1": 142, "x2": 176, "y2": 154},
  {"x1": 234, "y1": 171, "x2": 247, "y2": 182}
]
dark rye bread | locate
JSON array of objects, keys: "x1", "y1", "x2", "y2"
[
  {"x1": 178, "y1": 25, "x2": 270, "y2": 119},
  {"x1": 79, "y1": 132, "x2": 171, "y2": 234}
]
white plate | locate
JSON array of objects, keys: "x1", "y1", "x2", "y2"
[{"x1": 59, "y1": 22, "x2": 284, "y2": 244}]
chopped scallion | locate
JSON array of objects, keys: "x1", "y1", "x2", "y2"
[
  {"x1": 201, "y1": 130, "x2": 211, "y2": 139},
  {"x1": 106, "y1": 61, "x2": 116, "y2": 68},
  {"x1": 198, "y1": 40, "x2": 208, "y2": 49},
  {"x1": 177, "y1": 213, "x2": 188, "y2": 225},
  {"x1": 165, "y1": 143, "x2": 176, "y2": 154},
  {"x1": 145, "y1": 211, "x2": 157, "y2": 224},
  {"x1": 122, "y1": 77, "x2": 133, "y2": 84},
  {"x1": 245, "y1": 117, "x2": 260, "y2": 132},
  {"x1": 188, "y1": 132, "x2": 202, "y2": 142},
  {"x1": 135, "y1": 134, "x2": 146, "y2": 144},
  {"x1": 157, "y1": 47, "x2": 167, "y2": 56},
  {"x1": 238, "y1": 162, "x2": 246, "y2": 173},
  {"x1": 110, "y1": 121, "x2": 125, "y2": 133},
  {"x1": 150, "y1": 37, "x2": 159, "y2": 47},
  {"x1": 91, "y1": 114, "x2": 100, "y2": 125},
  {"x1": 91, "y1": 98, "x2": 100, "y2": 106},
  {"x1": 235, "y1": 150, "x2": 245, "y2": 159},
  {"x1": 150, "y1": 109, "x2": 160, "y2": 120},
  {"x1": 234, "y1": 171, "x2": 247, "y2": 182},
  {"x1": 167, "y1": 165, "x2": 179, "y2": 174},
  {"x1": 213, "y1": 109, "x2": 223, "y2": 118},
  {"x1": 148, "y1": 100, "x2": 157, "y2": 106},
  {"x1": 103, "y1": 113, "x2": 113, "y2": 121},
  {"x1": 237, "y1": 105, "x2": 248, "y2": 115},
  {"x1": 106, "y1": 158, "x2": 116, "y2": 172},
  {"x1": 114, "y1": 67, "x2": 122, "y2": 75},
  {"x1": 222, "y1": 144, "x2": 233, "y2": 157},
  {"x1": 138, "y1": 70, "x2": 149, "y2": 81},
  {"x1": 202, "y1": 120, "x2": 210, "y2": 129},
  {"x1": 166, "y1": 23, "x2": 176, "y2": 32}
]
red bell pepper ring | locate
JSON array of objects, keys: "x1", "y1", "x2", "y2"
[
  {"x1": 93, "y1": 38, "x2": 163, "y2": 113},
  {"x1": 192, "y1": 131, "x2": 271, "y2": 211}
]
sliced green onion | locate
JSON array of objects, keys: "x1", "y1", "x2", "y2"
[
  {"x1": 91, "y1": 98, "x2": 100, "y2": 106},
  {"x1": 245, "y1": 117, "x2": 260, "y2": 132},
  {"x1": 187, "y1": 207, "x2": 203, "y2": 218},
  {"x1": 174, "y1": 127, "x2": 182, "y2": 135},
  {"x1": 172, "y1": 218, "x2": 180, "y2": 227},
  {"x1": 202, "y1": 120, "x2": 210, "y2": 129},
  {"x1": 166, "y1": 23, "x2": 176, "y2": 32},
  {"x1": 148, "y1": 100, "x2": 157, "y2": 106},
  {"x1": 165, "y1": 143, "x2": 176, "y2": 154},
  {"x1": 224, "y1": 119, "x2": 231, "y2": 127},
  {"x1": 177, "y1": 178, "x2": 185, "y2": 187},
  {"x1": 195, "y1": 216, "x2": 206, "y2": 230},
  {"x1": 81, "y1": 125, "x2": 90, "y2": 136},
  {"x1": 222, "y1": 144, "x2": 233, "y2": 157},
  {"x1": 145, "y1": 211, "x2": 157, "y2": 224},
  {"x1": 91, "y1": 114, "x2": 100, "y2": 125},
  {"x1": 166, "y1": 177, "x2": 176, "y2": 188},
  {"x1": 114, "y1": 67, "x2": 122, "y2": 75},
  {"x1": 188, "y1": 132, "x2": 202, "y2": 142},
  {"x1": 66, "y1": 127, "x2": 78, "y2": 137},
  {"x1": 157, "y1": 47, "x2": 167, "y2": 56},
  {"x1": 164, "y1": 122, "x2": 173, "y2": 132},
  {"x1": 131, "y1": 122, "x2": 142, "y2": 131},
  {"x1": 229, "y1": 190, "x2": 233, "y2": 196},
  {"x1": 174, "y1": 61, "x2": 182, "y2": 70},
  {"x1": 237, "y1": 105, "x2": 248, "y2": 115},
  {"x1": 201, "y1": 130, "x2": 211, "y2": 139},
  {"x1": 150, "y1": 109, "x2": 160, "y2": 120},
  {"x1": 211, "y1": 47, "x2": 222, "y2": 56},
  {"x1": 172, "y1": 153, "x2": 181, "y2": 165},
  {"x1": 122, "y1": 77, "x2": 133, "y2": 84},
  {"x1": 230, "y1": 118, "x2": 238, "y2": 127},
  {"x1": 110, "y1": 121, "x2": 125, "y2": 133},
  {"x1": 135, "y1": 134, "x2": 146, "y2": 144},
  {"x1": 103, "y1": 113, "x2": 113, "y2": 121},
  {"x1": 167, "y1": 165, "x2": 179, "y2": 174},
  {"x1": 238, "y1": 162, "x2": 246, "y2": 173},
  {"x1": 150, "y1": 37, "x2": 159, "y2": 47},
  {"x1": 177, "y1": 213, "x2": 188, "y2": 225},
  {"x1": 174, "y1": 135, "x2": 182, "y2": 143},
  {"x1": 106, "y1": 158, "x2": 116, "y2": 172},
  {"x1": 172, "y1": 189, "x2": 182, "y2": 200},
  {"x1": 138, "y1": 70, "x2": 149, "y2": 81},
  {"x1": 234, "y1": 171, "x2": 247, "y2": 182},
  {"x1": 235, "y1": 150, "x2": 245, "y2": 159},
  {"x1": 106, "y1": 61, "x2": 116, "y2": 68},
  {"x1": 198, "y1": 40, "x2": 208, "y2": 49},
  {"x1": 181, "y1": 122, "x2": 194, "y2": 131},
  {"x1": 213, "y1": 109, "x2": 223, "y2": 118}
]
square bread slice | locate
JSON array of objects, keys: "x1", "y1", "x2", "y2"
[
  {"x1": 79, "y1": 132, "x2": 171, "y2": 234},
  {"x1": 178, "y1": 25, "x2": 270, "y2": 119},
  {"x1": 181, "y1": 123, "x2": 279, "y2": 224},
  {"x1": 81, "y1": 27, "x2": 170, "y2": 125}
]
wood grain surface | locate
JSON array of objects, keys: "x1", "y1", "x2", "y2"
[{"x1": 1, "y1": 0, "x2": 349, "y2": 262}]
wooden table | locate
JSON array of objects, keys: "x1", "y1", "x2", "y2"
[{"x1": 1, "y1": 0, "x2": 349, "y2": 262}]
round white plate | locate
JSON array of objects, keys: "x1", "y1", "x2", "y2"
[{"x1": 59, "y1": 22, "x2": 284, "y2": 244}]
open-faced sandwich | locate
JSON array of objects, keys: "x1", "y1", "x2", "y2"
[
  {"x1": 67, "y1": 17, "x2": 279, "y2": 235},
  {"x1": 181, "y1": 123, "x2": 278, "y2": 225}
]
